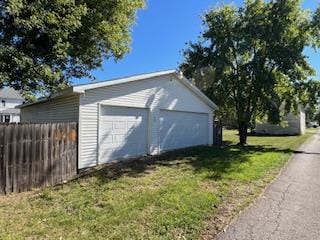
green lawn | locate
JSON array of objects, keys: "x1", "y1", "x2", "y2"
[{"x1": 0, "y1": 129, "x2": 316, "y2": 239}]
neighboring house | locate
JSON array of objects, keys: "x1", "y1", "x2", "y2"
[
  {"x1": 18, "y1": 70, "x2": 218, "y2": 169},
  {"x1": 255, "y1": 109, "x2": 306, "y2": 135},
  {"x1": 0, "y1": 88, "x2": 24, "y2": 123}
]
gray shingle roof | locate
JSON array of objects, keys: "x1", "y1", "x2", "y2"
[{"x1": 0, "y1": 88, "x2": 24, "y2": 100}]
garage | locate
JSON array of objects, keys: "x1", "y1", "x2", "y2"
[
  {"x1": 99, "y1": 106, "x2": 148, "y2": 164},
  {"x1": 159, "y1": 110, "x2": 209, "y2": 152},
  {"x1": 19, "y1": 70, "x2": 218, "y2": 169}
]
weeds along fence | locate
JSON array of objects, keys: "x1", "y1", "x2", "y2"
[{"x1": 0, "y1": 122, "x2": 78, "y2": 195}]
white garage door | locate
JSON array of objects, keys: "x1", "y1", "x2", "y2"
[
  {"x1": 99, "y1": 106, "x2": 148, "y2": 164},
  {"x1": 159, "y1": 110, "x2": 209, "y2": 152}
]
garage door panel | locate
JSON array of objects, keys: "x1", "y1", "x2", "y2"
[
  {"x1": 99, "y1": 106, "x2": 148, "y2": 164},
  {"x1": 160, "y1": 110, "x2": 209, "y2": 151},
  {"x1": 114, "y1": 121, "x2": 126, "y2": 129},
  {"x1": 114, "y1": 134, "x2": 125, "y2": 143},
  {"x1": 100, "y1": 121, "x2": 113, "y2": 130},
  {"x1": 102, "y1": 135, "x2": 113, "y2": 144}
]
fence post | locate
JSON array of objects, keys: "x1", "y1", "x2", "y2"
[{"x1": 213, "y1": 121, "x2": 223, "y2": 146}]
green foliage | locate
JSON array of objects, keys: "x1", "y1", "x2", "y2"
[
  {"x1": 313, "y1": 111, "x2": 320, "y2": 124},
  {"x1": 0, "y1": 0, "x2": 145, "y2": 98},
  {"x1": 181, "y1": 0, "x2": 320, "y2": 144},
  {"x1": 303, "y1": 80, "x2": 320, "y2": 123}
]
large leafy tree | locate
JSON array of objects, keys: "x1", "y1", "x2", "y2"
[
  {"x1": 0, "y1": 0, "x2": 144, "y2": 98},
  {"x1": 181, "y1": 0, "x2": 320, "y2": 145}
]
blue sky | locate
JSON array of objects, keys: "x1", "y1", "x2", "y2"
[{"x1": 75, "y1": 0, "x2": 320, "y2": 85}]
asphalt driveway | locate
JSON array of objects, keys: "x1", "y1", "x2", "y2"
[{"x1": 217, "y1": 130, "x2": 320, "y2": 240}]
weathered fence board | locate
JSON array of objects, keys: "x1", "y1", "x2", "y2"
[
  {"x1": 0, "y1": 122, "x2": 78, "y2": 195},
  {"x1": 0, "y1": 126, "x2": 4, "y2": 194}
]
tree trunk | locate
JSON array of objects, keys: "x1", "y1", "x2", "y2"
[{"x1": 238, "y1": 121, "x2": 248, "y2": 145}]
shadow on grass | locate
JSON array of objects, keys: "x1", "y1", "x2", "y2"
[
  {"x1": 293, "y1": 150, "x2": 320, "y2": 155},
  {"x1": 89, "y1": 144, "x2": 296, "y2": 185}
]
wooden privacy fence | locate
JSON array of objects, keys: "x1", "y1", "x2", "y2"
[{"x1": 0, "y1": 122, "x2": 78, "y2": 195}]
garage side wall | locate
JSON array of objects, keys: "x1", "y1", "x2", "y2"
[
  {"x1": 79, "y1": 75, "x2": 213, "y2": 169},
  {"x1": 20, "y1": 95, "x2": 80, "y2": 123}
]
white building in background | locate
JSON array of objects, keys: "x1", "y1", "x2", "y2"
[
  {"x1": 256, "y1": 109, "x2": 306, "y2": 136},
  {"x1": 0, "y1": 88, "x2": 24, "y2": 123}
]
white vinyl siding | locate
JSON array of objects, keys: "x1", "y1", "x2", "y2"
[
  {"x1": 21, "y1": 95, "x2": 79, "y2": 123},
  {"x1": 79, "y1": 75, "x2": 213, "y2": 169},
  {"x1": 11, "y1": 115, "x2": 20, "y2": 123}
]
